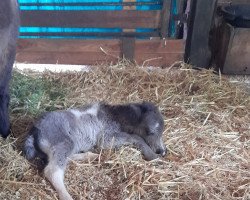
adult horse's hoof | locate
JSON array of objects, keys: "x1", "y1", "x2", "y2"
[{"x1": 0, "y1": 123, "x2": 11, "y2": 138}]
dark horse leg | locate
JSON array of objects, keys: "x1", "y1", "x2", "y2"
[
  {"x1": 0, "y1": 48, "x2": 16, "y2": 138},
  {"x1": 0, "y1": 0, "x2": 19, "y2": 138}
]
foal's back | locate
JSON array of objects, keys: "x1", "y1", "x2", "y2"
[{"x1": 33, "y1": 103, "x2": 103, "y2": 155}]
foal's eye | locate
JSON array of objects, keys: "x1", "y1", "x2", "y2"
[{"x1": 147, "y1": 132, "x2": 154, "y2": 136}]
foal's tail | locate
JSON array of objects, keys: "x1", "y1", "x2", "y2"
[{"x1": 23, "y1": 126, "x2": 39, "y2": 160}]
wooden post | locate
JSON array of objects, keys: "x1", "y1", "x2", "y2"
[
  {"x1": 175, "y1": 0, "x2": 185, "y2": 39},
  {"x1": 121, "y1": 37, "x2": 135, "y2": 61},
  {"x1": 184, "y1": 0, "x2": 218, "y2": 68},
  {"x1": 160, "y1": 0, "x2": 171, "y2": 38},
  {"x1": 121, "y1": 0, "x2": 136, "y2": 61}
]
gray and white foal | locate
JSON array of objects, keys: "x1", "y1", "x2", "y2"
[{"x1": 24, "y1": 102, "x2": 166, "y2": 200}]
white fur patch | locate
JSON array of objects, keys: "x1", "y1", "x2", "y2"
[
  {"x1": 39, "y1": 139, "x2": 51, "y2": 155},
  {"x1": 70, "y1": 103, "x2": 99, "y2": 118},
  {"x1": 51, "y1": 168, "x2": 65, "y2": 188},
  {"x1": 160, "y1": 139, "x2": 166, "y2": 156},
  {"x1": 84, "y1": 103, "x2": 99, "y2": 116},
  {"x1": 70, "y1": 109, "x2": 83, "y2": 118},
  {"x1": 154, "y1": 122, "x2": 160, "y2": 129},
  {"x1": 45, "y1": 166, "x2": 73, "y2": 200}
]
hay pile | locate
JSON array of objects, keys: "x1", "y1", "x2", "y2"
[{"x1": 0, "y1": 61, "x2": 249, "y2": 200}]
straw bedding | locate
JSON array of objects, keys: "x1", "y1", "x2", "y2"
[{"x1": 0, "y1": 61, "x2": 249, "y2": 200}]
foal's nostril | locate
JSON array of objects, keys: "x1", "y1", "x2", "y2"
[
  {"x1": 156, "y1": 149, "x2": 163, "y2": 155},
  {"x1": 156, "y1": 148, "x2": 166, "y2": 156}
]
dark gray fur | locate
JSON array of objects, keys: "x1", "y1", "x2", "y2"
[
  {"x1": 23, "y1": 102, "x2": 166, "y2": 200},
  {"x1": 0, "y1": 0, "x2": 19, "y2": 138}
]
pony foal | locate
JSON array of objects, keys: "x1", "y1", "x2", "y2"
[{"x1": 24, "y1": 102, "x2": 166, "y2": 200}]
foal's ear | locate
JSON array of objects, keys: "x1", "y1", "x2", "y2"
[{"x1": 139, "y1": 102, "x2": 156, "y2": 113}]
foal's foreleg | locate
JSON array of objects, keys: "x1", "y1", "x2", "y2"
[{"x1": 102, "y1": 132, "x2": 159, "y2": 161}]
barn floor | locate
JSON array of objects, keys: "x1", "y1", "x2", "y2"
[{"x1": 0, "y1": 61, "x2": 249, "y2": 200}]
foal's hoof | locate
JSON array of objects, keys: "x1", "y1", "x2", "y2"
[{"x1": 144, "y1": 153, "x2": 159, "y2": 161}]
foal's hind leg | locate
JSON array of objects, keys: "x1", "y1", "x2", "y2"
[
  {"x1": 44, "y1": 163, "x2": 73, "y2": 200},
  {"x1": 43, "y1": 143, "x2": 74, "y2": 200}
]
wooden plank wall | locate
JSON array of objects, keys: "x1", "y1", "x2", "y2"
[
  {"x1": 17, "y1": 0, "x2": 185, "y2": 67},
  {"x1": 214, "y1": 0, "x2": 250, "y2": 74},
  {"x1": 184, "y1": 0, "x2": 218, "y2": 68},
  {"x1": 218, "y1": 0, "x2": 250, "y2": 4},
  {"x1": 216, "y1": 23, "x2": 250, "y2": 74},
  {"x1": 16, "y1": 39, "x2": 185, "y2": 67},
  {"x1": 20, "y1": 10, "x2": 161, "y2": 29}
]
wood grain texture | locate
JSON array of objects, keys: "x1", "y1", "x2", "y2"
[
  {"x1": 218, "y1": 0, "x2": 250, "y2": 4},
  {"x1": 16, "y1": 39, "x2": 185, "y2": 67},
  {"x1": 160, "y1": 0, "x2": 171, "y2": 38},
  {"x1": 123, "y1": 0, "x2": 136, "y2": 10},
  {"x1": 184, "y1": 0, "x2": 218, "y2": 68},
  {"x1": 19, "y1": 1, "x2": 162, "y2": 7},
  {"x1": 214, "y1": 23, "x2": 232, "y2": 71},
  {"x1": 219, "y1": 24, "x2": 250, "y2": 74},
  {"x1": 20, "y1": 10, "x2": 161, "y2": 29},
  {"x1": 174, "y1": 0, "x2": 186, "y2": 38},
  {"x1": 121, "y1": 37, "x2": 135, "y2": 61}
]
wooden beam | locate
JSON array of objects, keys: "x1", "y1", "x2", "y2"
[
  {"x1": 20, "y1": 10, "x2": 161, "y2": 29},
  {"x1": 174, "y1": 0, "x2": 186, "y2": 38},
  {"x1": 19, "y1": 31, "x2": 160, "y2": 38},
  {"x1": 19, "y1": 1, "x2": 162, "y2": 7},
  {"x1": 218, "y1": 0, "x2": 250, "y2": 5},
  {"x1": 160, "y1": 0, "x2": 171, "y2": 38},
  {"x1": 215, "y1": 23, "x2": 250, "y2": 74},
  {"x1": 16, "y1": 39, "x2": 185, "y2": 67},
  {"x1": 121, "y1": 0, "x2": 136, "y2": 61},
  {"x1": 123, "y1": 0, "x2": 136, "y2": 10},
  {"x1": 184, "y1": 0, "x2": 218, "y2": 68},
  {"x1": 223, "y1": 26, "x2": 250, "y2": 74},
  {"x1": 121, "y1": 37, "x2": 135, "y2": 61},
  {"x1": 214, "y1": 23, "x2": 232, "y2": 72}
]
